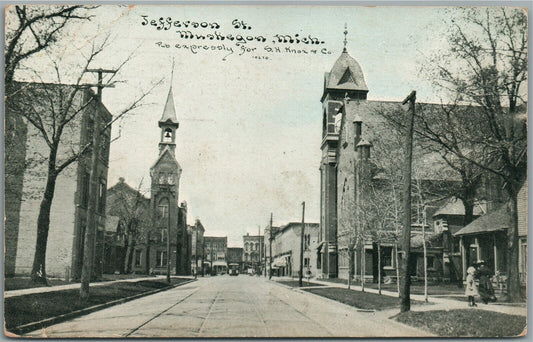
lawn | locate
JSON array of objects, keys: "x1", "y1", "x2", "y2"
[
  {"x1": 276, "y1": 280, "x2": 325, "y2": 288},
  {"x1": 395, "y1": 309, "x2": 526, "y2": 337},
  {"x1": 303, "y1": 287, "x2": 424, "y2": 311},
  {"x1": 5, "y1": 273, "x2": 159, "y2": 291},
  {"x1": 318, "y1": 278, "x2": 465, "y2": 296},
  {"x1": 4, "y1": 278, "x2": 190, "y2": 332},
  {"x1": 4, "y1": 277, "x2": 73, "y2": 291}
]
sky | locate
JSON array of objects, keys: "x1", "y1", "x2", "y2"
[{"x1": 14, "y1": 5, "x2": 468, "y2": 247}]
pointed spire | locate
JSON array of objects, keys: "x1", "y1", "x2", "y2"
[
  {"x1": 343, "y1": 23, "x2": 348, "y2": 52},
  {"x1": 159, "y1": 60, "x2": 179, "y2": 125}
]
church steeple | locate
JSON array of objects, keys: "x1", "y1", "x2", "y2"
[
  {"x1": 158, "y1": 82, "x2": 180, "y2": 155},
  {"x1": 321, "y1": 24, "x2": 368, "y2": 102}
]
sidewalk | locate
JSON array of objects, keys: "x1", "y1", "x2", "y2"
[
  {"x1": 272, "y1": 276, "x2": 527, "y2": 317},
  {"x1": 4, "y1": 275, "x2": 195, "y2": 298}
]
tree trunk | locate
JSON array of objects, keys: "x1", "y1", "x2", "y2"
[
  {"x1": 30, "y1": 170, "x2": 58, "y2": 284},
  {"x1": 124, "y1": 233, "x2": 135, "y2": 273},
  {"x1": 361, "y1": 246, "x2": 365, "y2": 292},
  {"x1": 378, "y1": 243, "x2": 382, "y2": 295},
  {"x1": 461, "y1": 187, "x2": 476, "y2": 226},
  {"x1": 506, "y1": 189, "x2": 521, "y2": 302}
]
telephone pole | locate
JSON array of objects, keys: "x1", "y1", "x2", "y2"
[
  {"x1": 79, "y1": 68, "x2": 116, "y2": 302},
  {"x1": 299, "y1": 202, "x2": 305, "y2": 287},
  {"x1": 166, "y1": 190, "x2": 172, "y2": 283},
  {"x1": 258, "y1": 225, "x2": 261, "y2": 276},
  {"x1": 195, "y1": 221, "x2": 198, "y2": 279},
  {"x1": 399, "y1": 90, "x2": 416, "y2": 312},
  {"x1": 269, "y1": 213, "x2": 273, "y2": 279}
]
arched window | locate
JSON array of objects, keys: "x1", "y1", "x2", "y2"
[{"x1": 163, "y1": 128, "x2": 173, "y2": 142}]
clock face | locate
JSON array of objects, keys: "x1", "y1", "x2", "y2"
[{"x1": 158, "y1": 172, "x2": 176, "y2": 185}]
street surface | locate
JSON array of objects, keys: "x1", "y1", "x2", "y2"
[{"x1": 26, "y1": 276, "x2": 430, "y2": 338}]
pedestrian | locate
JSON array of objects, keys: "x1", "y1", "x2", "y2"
[
  {"x1": 477, "y1": 261, "x2": 496, "y2": 304},
  {"x1": 465, "y1": 266, "x2": 478, "y2": 307}
]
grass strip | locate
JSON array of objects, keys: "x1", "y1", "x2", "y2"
[
  {"x1": 394, "y1": 309, "x2": 526, "y2": 337},
  {"x1": 303, "y1": 287, "x2": 424, "y2": 311},
  {"x1": 4, "y1": 278, "x2": 189, "y2": 331},
  {"x1": 276, "y1": 280, "x2": 325, "y2": 288}
]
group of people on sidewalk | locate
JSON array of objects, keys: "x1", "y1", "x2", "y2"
[{"x1": 465, "y1": 261, "x2": 497, "y2": 307}]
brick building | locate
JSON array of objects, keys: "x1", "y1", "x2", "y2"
[
  {"x1": 204, "y1": 236, "x2": 228, "y2": 274},
  {"x1": 5, "y1": 82, "x2": 111, "y2": 279},
  {"x1": 318, "y1": 43, "x2": 526, "y2": 286},
  {"x1": 104, "y1": 178, "x2": 151, "y2": 274},
  {"x1": 190, "y1": 220, "x2": 205, "y2": 274}
]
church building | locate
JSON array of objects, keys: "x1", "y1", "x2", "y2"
[
  {"x1": 318, "y1": 34, "x2": 450, "y2": 281},
  {"x1": 146, "y1": 82, "x2": 186, "y2": 274}
]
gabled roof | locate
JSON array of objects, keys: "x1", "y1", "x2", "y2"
[
  {"x1": 150, "y1": 146, "x2": 181, "y2": 171},
  {"x1": 159, "y1": 85, "x2": 179, "y2": 126},
  {"x1": 453, "y1": 204, "x2": 509, "y2": 237},
  {"x1": 432, "y1": 197, "x2": 485, "y2": 218}
]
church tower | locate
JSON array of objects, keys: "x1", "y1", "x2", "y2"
[
  {"x1": 319, "y1": 26, "x2": 368, "y2": 278},
  {"x1": 149, "y1": 79, "x2": 182, "y2": 274}
]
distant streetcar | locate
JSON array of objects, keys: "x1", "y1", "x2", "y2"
[{"x1": 228, "y1": 263, "x2": 239, "y2": 276}]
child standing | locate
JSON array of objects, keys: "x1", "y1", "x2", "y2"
[{"x1": 465, "y1": 266, "x2": 478, "y2": 307}]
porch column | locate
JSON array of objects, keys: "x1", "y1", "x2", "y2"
[
  {"x1": 493, "y1": 234, "x2": 498, "y2": 273},
  {"x1": 475, "y1": 237, "x2": 481, "y2": 261},
  {"x1": 460, "y1": 236, "x2": 466, "y2": 281}
]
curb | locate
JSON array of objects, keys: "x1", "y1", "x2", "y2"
[{"x1": 7, "y1": 279, "x2": 196, "y2": 336}]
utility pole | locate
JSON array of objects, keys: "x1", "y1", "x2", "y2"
[
  {"x1": 258, "y1": 225, "x2": 261, "y2": 276},
  {"x1": 264, "y1": 226, "x2": 267, "y2": 277},
  {"x1": 166, "y1": 190, "x2": 172, "y2": 283},
  {"x1": 79, "y1": 68, "x2": 116, "y2": 302},
  {"x1": 299, "y1": 202, "x2": 305, "y2": 287},
  {"x1": 399, "y1": 90, "x2": 416, "y2": 312},
  {"x1": 195, "y1": 221, "x2": 198, "y2": 279},
  {"x1": 269, "y1": 213, "x2": 273, "y2": 279},
  {"x1": 201, "y1": 240, "x2": 205, "y2": 277}
]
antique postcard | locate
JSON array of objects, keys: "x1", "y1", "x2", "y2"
[{"x1": 4, "y1": 4, "x2": 528, "y2": 338}]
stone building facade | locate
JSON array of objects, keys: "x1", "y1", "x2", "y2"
[
  {"x1": 5, "y1": 82, "x2": 111, "y2": 279},
  {"x1": 269, "y1": 222, "x2": 319, "y2": 278},
  {"x1": 242, "y1": 233, "x2": 264, "y2": 272}
]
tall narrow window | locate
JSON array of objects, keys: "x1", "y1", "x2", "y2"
[{"x1": 97, "y1": 178, "x2": 106, "y2": 214}]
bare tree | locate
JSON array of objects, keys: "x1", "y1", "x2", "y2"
[
  {"x1": 106, "y1": 179, "x2": 150, "y2": 274},
  {"x1": 5, "y1": 5, "x2": 92, "y2": 87},
  {"x1": 420, "y1": 8, "x2": 527, "y2": 301},
  {"x1": 6, "y1": 38, "x2": 161, "y2": 284}
]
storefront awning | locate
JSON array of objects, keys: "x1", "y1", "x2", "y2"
[
  {"x1": 212, "y1": 261, "x2": 227, "y2": 267},
  {"x1": 273, "y1": 257, "x2": 287, "y2": 267}
]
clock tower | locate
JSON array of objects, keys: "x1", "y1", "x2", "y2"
[{"x1": 149, "y1": 82, "x2": 182, "y2": 274}]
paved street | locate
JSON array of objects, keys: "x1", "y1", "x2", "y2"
[{"x1": 26, "y1": 276, "x2": 430, "y2": 338}]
